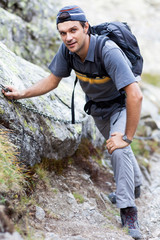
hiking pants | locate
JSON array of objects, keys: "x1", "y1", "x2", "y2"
[{"x1": 93, "y1": 108, "x2": 143, "y2": 209}]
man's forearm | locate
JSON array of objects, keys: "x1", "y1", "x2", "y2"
[
  {"x1": 19, "y1": 74, "x2": 61, "y2": 99},
  {"x1": 125, "y1": 99, "x2": 142, "y2": 140},
  {"x1": 3, "y1": 73, "x2": 62, "y2": 100},
  {"x1": 124, "y1": 83, "x2": 143, "y2": 140}
]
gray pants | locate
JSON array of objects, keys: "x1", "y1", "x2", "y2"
[{"x1": 93, "y1": 108, "x2": 143, "y2": 209}]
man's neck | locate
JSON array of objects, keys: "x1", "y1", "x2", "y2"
[{"x1": 78, "y1": 35, "x2": 90, "y2": 62}]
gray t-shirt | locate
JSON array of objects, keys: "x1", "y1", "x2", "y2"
[{"x1": 48, "y1": 34, "x2": 137, "y2": 119}]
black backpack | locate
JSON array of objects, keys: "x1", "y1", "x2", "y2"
[
  {"x1": 70, "y1": 21, "x2": 143, "y2": 124},
  {"x1": 90, "y1": 21, "x2": 143, "y2": 76}
]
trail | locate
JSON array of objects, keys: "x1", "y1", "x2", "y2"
[{"x1": 137, "y1": 153, "x2": 160, "y2": 240}]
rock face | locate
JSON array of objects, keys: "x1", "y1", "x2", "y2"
[
  {"x1": 0, "y1": 2, "x2": 60, "y2": 70},
  {"x1": 0, "y1": 42, "x2": 104, "y2": 166},
  {"x1": 140, "y1": 81, "x2": 160, "y2": 130}
]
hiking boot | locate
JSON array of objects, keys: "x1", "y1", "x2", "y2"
[
  {"x1": 134, "y1": 185, "x2": 141, "y2": 198},
  {"x1": 108, "y1": 185, "x2": 141, "y2": 204},
  {"x1": 120, "y1": 207, "x2": 142, "y2": 239},
  {"x1": 108, "y1": 192, "x2": 117, "y2": 204}
]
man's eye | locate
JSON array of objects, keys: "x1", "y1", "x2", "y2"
[
  {"x1": 60, "y1": 32, "x2": 66, "y2": 36},
  {"x1": 71, "y1": 29, "x2": 76, "y2": 33}
]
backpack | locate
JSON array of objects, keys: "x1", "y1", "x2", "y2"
[
  {"x1": 90, "y1": 21, "x2": 143, "y2": 76},
  {"x1": 69, "y1": 21, "x2": 143, "y2": 124}
]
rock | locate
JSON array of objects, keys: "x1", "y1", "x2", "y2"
[
  {"x1": 143, "y1": 118, "x2": 158, "y2": 130},
  {"x1": 140, "y1": 165, "x2": 151, "y2": 184},
  {"x1": 0, "y1": 205, "x2": 14, "y2": 234},
  {"x1": 45, "y1": 232, "x2": 61, "y2": 240},
  {"x1": 151, "y1": 129, "x2": 160, "y2": 142},
  {"x1": 0, "y1": 2, "x2": 60, "y2": 70},
  {"x1": 141, "y1": 82, "x2": 160, "y2": 127},
  {"x1": 0, "y1": 232, "x2": 23, "y2": 240},
  {"x1": 66, "y1": 193, "x2": 77, "y2": 205},
  {"x1": 35, "y1": 206, "x2": 45, "y2": 221},
  {"x1": 0, "y1": 42, "x2": 104, "y2": 166},
  {"x1": 65, "y1": 236, "x2": 88, "y2": 240}
]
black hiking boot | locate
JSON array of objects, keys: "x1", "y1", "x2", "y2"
[
  {"x1": 120, "y1": 207, "x2": 142, "y2": 239},
  {"x1": 108, "y1": 185, "x2": 141, "y2": 204}
]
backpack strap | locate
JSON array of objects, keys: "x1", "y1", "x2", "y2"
[
  {"x1": 71, "y1": 76, "x2": 78, "y2": 124},
  {"x1": 94, "y1": 36, "x2": 110, "y2": 77}
]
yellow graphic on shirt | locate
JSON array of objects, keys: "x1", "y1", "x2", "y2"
[{"x1": 75, "y1": 71, "x2": 111, "y2": 84}]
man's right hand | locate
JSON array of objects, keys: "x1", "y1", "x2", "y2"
[{"x1": 2, "y1": 86, "x2": 21, "y2": 100}]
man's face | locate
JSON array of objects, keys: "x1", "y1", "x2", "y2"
[{"x1": 57, "y1": 21, "x2": 89, "y2": 55}]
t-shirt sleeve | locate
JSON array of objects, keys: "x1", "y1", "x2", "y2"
[
  {"x1": 48, "y1": 43, "x2": 72, "y2": 78},
  {"x1": 102, "y1": 40, "x2": 137, "y2": 91}
]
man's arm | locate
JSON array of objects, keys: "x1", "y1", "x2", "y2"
[
  {"x1": 2, "y1": 73, "x2": 62, "y2": 100},
  {"x1": 124, "y1": 81, "x2": 143, "y2": 140},
  {"x1": 106, "y1": 82, "x2": 143, "y2": 154}
]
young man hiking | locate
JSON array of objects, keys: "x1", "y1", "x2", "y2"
[{"x1": 2, "y1": 5, "x2": 143, "y2": 239}]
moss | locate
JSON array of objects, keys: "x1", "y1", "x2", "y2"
[
  {"x1": 74, "y1": 124, "x2": 82, "y2": 134},
  {"x1": 51, "y1": 188, "x2": 58, "y2": 194},
  {"x1": 142, "y1": 73, "x2": 160, "y2": 87},
  {"x1": 50, "y1": 94, "x2": 56, "y2": 101},
  {"x1": 34, "y1": 157, "x2": 69, "y2": 175},
  {"x1": 24, "y1": 120, "x2": 28, "y2": 128},
  {"x1": 13, "y1": 45, "x2": 22, "y2": 56},
  {"x1": 46, "y1": 119, "x2": 55, "y2": 134},
  {"x1": 0, "y1": 26, "x2": 9, "y2": 40},
  {"x1": 131, "y1": 139, "x2": 145, "y2": 157},
  {"x1": 45, "y1": 103, "x2": 54, "y2": 115},
  {"x1": 73, "y1": 192, "x2": 85, "y2": 204},
  {"x1": 28, "y1": 125, "x2": 37, "y2": 133},
  {"x1": 40, "y1": 126, "x2": 43, "y2": 132},
  {"x1": 15, "y1": 107, "x2": 21, "y2": 118},
  {"x1": 0, "y1": 107, "x2": 4, "y2": 115},
  {"x1": 12, "y1": 26, "x2": 17, "y2": 35},
  {"x1": 76, "y1": 138, "x2": 103, "y2": 160},
  {"x1": 23, "y1": 120, "x2": 37, "y2": 133}
]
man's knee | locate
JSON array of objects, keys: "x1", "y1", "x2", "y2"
[
  {"x1": 111, "y1": 147, "x2": 131, "y2": 168},
  {"x1": 111, "y1": 147, "x2": 127, "y2": 160}
]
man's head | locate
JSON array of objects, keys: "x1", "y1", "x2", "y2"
[
  {"x1": 56, "y1": 5, "x2": 90, "y2": 59},
  {"x1": 56, "y1": 5, "x2": 88, "y2": 25}
]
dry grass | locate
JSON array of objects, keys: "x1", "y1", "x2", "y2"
[{"x1": 0, "y1": 129, "x2": 27, "y2": 195}]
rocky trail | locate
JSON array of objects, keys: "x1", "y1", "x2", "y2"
[
  {"x1": 1, "y1": 150, "x2": 160, "y2": 240},
  {"x1": 137, "y1": 152, "x2": 160, "y2": 240},
  {"x1": 27, "y1": 151, "x2": 160, "y2": 240}
]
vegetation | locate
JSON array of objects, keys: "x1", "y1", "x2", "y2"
[
  {"x1": 0, "y1": 130, "x2": 27, "y2": 195},
  {"x1": 73, "y1": 192, "x2": 85, "y2": 204},
  {"x1": 0, "y1": 130, "x2": 36, "y2": 239},
  {"x1": 142, "y1": 73, "x2": 160, "y2": 87},
  {"x1": 0, "y1": 124, "x2": 159, "y2": 239}
]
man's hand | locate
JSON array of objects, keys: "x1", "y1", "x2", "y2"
[
  {"x1": 106, "y1": 132, "x2": 129, "y2": 154},
  {"x1": 2, "y1": 86, "x2": 21, "y2": 100}
]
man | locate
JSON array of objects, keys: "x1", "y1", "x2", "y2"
[{"x1": 3, "y1": 5, "x2": 143, "y2": 239}]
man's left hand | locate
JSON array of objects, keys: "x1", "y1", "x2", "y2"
[{"x1": 106, "y1": 132, "x2": 129, "y2": 154}]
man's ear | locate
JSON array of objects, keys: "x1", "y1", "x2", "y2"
[{"x1": 84, "y1": 22, "x2": 89, "y2": 34}]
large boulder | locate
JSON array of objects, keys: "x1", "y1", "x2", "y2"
[
  {"x1": 0, "y1": 6, "x2": 59, "y2": 70},
  {"x1": 0, "y1": 42, "x2": 104, "y2": 166},
  {"x1": 140, "y1": 81, "x2": 160, "y2": 128}
]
